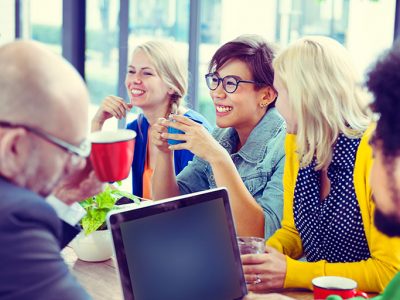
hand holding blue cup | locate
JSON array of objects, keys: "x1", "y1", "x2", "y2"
[
  {"x1": 167, "y1": 124, "x2": 185, "y2": 145},
  {"x1": 167, "y1": 117, "x2": 202, "y2": 145}
]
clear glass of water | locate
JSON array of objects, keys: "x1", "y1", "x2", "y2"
[{"x1": 237, "y1": 236, "x2": 266, "y2": 254}]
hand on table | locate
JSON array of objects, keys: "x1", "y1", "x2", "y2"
[{"x1": 242, "y1": 245, "x2": 287, "y2": 292}]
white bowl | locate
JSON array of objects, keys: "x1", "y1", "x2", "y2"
[{"x1": 70, "y1": 229, "x2": 113, "y2": 262}]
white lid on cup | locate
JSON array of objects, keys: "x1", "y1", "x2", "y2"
[
  {"x1": 312, "y1": 276, "x2": 357, "y2": 290},
  {"x1": 90, "y1": 129, "x2": 137, "y2": 144}
]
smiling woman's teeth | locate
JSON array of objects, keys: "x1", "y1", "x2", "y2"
[
  {"x1": 131, "y1": 89, "x2": 144, "y2": 95},
  {"x1": 216, "y1": 106, "x2": 233, "y2": 112}
]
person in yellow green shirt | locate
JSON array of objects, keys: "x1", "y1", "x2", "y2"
[
  {"x1": 241, "y1": 36, "x2": 400, "y2": 295},
  {"x1": 330, "y1": 40, "x2": 400, "y2": 300}
]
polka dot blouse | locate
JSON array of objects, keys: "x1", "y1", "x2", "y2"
[{"x1": 293, "y1": 134, "x2": 371, "y2": 263}]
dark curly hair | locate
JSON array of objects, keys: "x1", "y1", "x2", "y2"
[
  {"x1": 367, "y1": 41, "x2": 400, "y2": 206},
  {"x1": 367, "y1": 41, "x2": 400, "y2": 159}
]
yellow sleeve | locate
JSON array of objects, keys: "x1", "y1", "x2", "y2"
[
  {"x1": 266, "y1": 134, "x2": 303, "y2": 259},
  {"x1": 283, "y1": 128, "x2": 400, "y2": 293}
]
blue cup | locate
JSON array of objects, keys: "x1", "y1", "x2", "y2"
[
  {"x1": 167, "y1": 118, "x2": 202, "y2": 145},
  {"x1": 167, "y1": 126, "x2": 185, "y2": 145}
]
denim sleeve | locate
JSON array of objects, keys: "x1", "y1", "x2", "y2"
[
  {"x1": 176, "y1": 156, "x2": 211, "y2": 195},
  {"x1": 259, "y1": 130, "x2": 286, "y2": 240}
]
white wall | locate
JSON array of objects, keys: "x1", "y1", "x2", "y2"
[
  {"x1": 220, "y1": 0, "x2": 277, "y2": 43},
  {"x1": 0, "y1": 0, "x2": 15, "y2": 46},
  {"x1": 347, "y1": 0, "x2": 396, "y2": 76}
]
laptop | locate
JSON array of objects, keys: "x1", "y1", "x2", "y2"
[{"x1": 107, "y1": 187, "x2": 247, "y2": 300}]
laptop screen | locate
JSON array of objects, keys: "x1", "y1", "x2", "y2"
[{"x1": 108, "y1": 188, "x2": 247, "y2": 300}]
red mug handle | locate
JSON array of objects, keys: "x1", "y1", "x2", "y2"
[{"x1": 354, "y1": 290, "x2": 369, "y2": 298}]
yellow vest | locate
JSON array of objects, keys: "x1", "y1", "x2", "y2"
[{"x1": 267, "y1": 128, "x2": 400, "y2": 292}]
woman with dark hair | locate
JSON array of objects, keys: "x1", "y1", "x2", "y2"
[{"x1": 151, "y1": 35, "x2": 286, "y2": 238}]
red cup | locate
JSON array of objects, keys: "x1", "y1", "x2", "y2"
[
  {"x1": 89, "y1": 129, "x2": 136, "y2": 182},
  {"x1": 312, "y1": 276, "x2": 368, "y2": 299}
]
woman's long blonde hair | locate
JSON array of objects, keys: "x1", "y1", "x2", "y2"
[
  {"x1": 134, "y1": 40, "x2": 187, "y2": 116},
  {"x1": 273, "y1": 36, "x2": 371, "y2": 170}
]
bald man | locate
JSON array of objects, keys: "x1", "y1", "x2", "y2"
[{"x1": 0, "y1": 40, "x2": 102, "y2": 299}]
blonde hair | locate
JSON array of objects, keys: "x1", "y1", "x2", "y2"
[
  {"x1": 134, "y1": 40, "x2": 187, "y2": 116},
  {"x1": 273, "y1": 36, "x2": 371, "y2": 170}
]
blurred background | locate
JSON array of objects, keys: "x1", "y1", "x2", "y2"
[
  {"x1": 0, "y1": 0, "x2": 398, "y2": 127},
  {"x1": 0, "y1": 0, "x2": 398, "y2": 192}
]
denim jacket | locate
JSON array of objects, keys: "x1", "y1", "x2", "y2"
[{"x1": 177, "y1": 108, "x2": 286, "y2": 239}]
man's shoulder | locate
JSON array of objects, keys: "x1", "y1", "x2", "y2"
[
  {"x1": 0, "y1": 178, "x2": 51, "y2": 211},
  {"x1": 0, "y1": 180, "x2": 56, "y2": 215},
  {"x1": 0, "y1": 179, "x2": 61, "y2": 244},
  {"x1": 0, "y1": 181, "x2": 89, "y2": 299}
]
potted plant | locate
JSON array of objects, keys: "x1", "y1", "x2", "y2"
[{"x1": 70, "y1": 183, "x2": 139, "y2": 262}]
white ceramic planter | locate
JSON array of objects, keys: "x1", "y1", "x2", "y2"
[{"x1": 70, "y1": 229, "x2": 113, "y2": 262}]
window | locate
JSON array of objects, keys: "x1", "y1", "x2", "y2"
[
  {"x1": 20, "y1": 0, "x2": 62, "y2": 54},
  {"x1": 85, "y1": 0, "x2": 120, "y2": 130},
  {"x1": 127, "y1": 0, "x2": 190, "y2": 119},
  {"x1": 0, "y1": 0, "x2": 16, "y2": 46},
  {"x1": 197, "y1": 0, "x2": 396, "y2": 124}
]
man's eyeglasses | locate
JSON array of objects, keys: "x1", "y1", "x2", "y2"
[
  {"x1": 0, "y1": 121, "x2": 91, "y2": 158},
  {"x1": 205, "y1": 73, "x2": 263, "y2": 94}
]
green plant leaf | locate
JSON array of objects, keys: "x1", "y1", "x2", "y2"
[
  {"x1": 96, "y1": 188, "x2": 116, "y2": 209},
  {"x1": 80, "y1": 197, "x2": 95, "y2": 208},
  {"x1": 78, "y1": 184, "x2": 140, "y2": 235},
  {"x1": 81, "y1": 209, "x2": 108, "y2": 235}
]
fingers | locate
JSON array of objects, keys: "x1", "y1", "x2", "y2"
[
  {"x1": 162, "y1": 118, "x2": 190, "y2": 132},
  {"x1": 167, "y1": 142, "x2": 187, "y2": 151},
  {"x1": 242, "y1": 264, "x2": 263, "y2": 276},
  {"x1": 149, "y1": 118, "x2": 171, "y2": 152},
  {"x1": 241, "y1": 254, "x2": 267, "y2": 264},
  {"x1": 161, "y1": 131, "x2": 187, "y2": 142},
  {"x1": 245, "y1": 274, "x2": 270, "y2": 292},
  {"x1": 170, "y1": 114, "x2": 200, "y2": 126},
  {"x1": 151, "y1": 119, "x2": 168, "y2": 143},
  {"x1": 101, "y1": 96, "x2": 131, "y2": 119},
  {"x1": 244, "y1": 273, "x2": 262, "y2": 283}
]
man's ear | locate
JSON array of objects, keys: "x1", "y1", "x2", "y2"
[
  {"x1": 259, "y1": 86, "x2": 278, "y2": 108},
  {"x1": 0, "y1": 128, "x2": 31, "y2": 179}
]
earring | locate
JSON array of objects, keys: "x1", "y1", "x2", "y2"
[{"x1": 259, "y1": 102, "x2": 268, "y2": 108}]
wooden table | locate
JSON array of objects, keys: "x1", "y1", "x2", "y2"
[
  {"x1": 62, "y1": 246, "x2": 374, "y2": 300},
  {"x1": 62, "y1": 246, "x2": 123, "y2": 300}
]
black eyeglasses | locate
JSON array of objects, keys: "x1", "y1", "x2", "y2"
[
  {"x1": 0, "y1": 121, "x2": 91, "y2": 158},
  {"x1": 205, "y1": 73, "x2": 263, "y2": 93}
]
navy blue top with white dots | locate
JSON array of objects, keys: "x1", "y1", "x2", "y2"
[{"x1": 294, "y1": 134, "x2": 371, "y2": 263}]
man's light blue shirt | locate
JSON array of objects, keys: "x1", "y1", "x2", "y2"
[{"x1": 177, "y1": 107, "x2": 286, "y2": 239}]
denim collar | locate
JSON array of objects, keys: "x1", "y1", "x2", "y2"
[{"x1": 217, "y1": 108, "x2": 285, "y2": 163}]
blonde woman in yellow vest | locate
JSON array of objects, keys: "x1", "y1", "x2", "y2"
[{"x1": 241, "y1": 36, "x2": 400, "y2": 293}]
